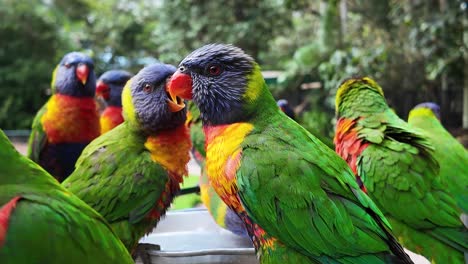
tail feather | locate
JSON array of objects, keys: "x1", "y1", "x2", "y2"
[{"x1": 367, "y1": 209, "x2": 414, "y2": 264}]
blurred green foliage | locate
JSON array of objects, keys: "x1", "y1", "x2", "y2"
[
  {"x1": 0, "y1": 0, "x2": 466, "y2": 143},
  {"x1": 0, "y1": 0, "x2": 72, "y2": 128}
]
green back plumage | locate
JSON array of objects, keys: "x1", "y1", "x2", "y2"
[
  {"x1": 408, "y1": 107, "x2": 468, "y2": 212},
  {"x1": 62, "y1": 122, "x2": 174, "y2": 251},
  {"x1": 335, "y1": 77, "x2": 467, "y2": 264},
  {"x1": 0, "y1": 130, "x2": 133, "y2": 264}
]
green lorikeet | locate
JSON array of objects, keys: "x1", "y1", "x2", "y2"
[
  {"x1": 27, "y1": 52, "x2": 100, "y2": 182},
  {"x1": 96, "y1": 70, "x2": 133, "y2": 134},
  {"x1": 334, "y1": 77, "x2": 468, "y2": 264},
  {"x1": 167, "y1": 44, "x2": 413, "y2": 264},
  {"x1": 0, "y1": 129, "x2": 133, "y2": 264},
  {"x1": 62, "y1": 64, "x2": 191, "y2": 253},
  {"x1": 408, "y1": 102, "x2": 468, "y2": 212}
]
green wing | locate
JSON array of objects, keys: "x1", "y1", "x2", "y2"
[
  {"x1": 0, "y1": 130, "x2": 133, "y2": 264},
  {"x1": 408, "y1": 114, "x2": 468, "y2": 212},
  {"x1": 236, "y1": 116, "x2": 403, "y2": 262},
  {"x1": 1, "y1": 193, "x2": 133, "y2": 264},
  {"x1": 62, "y1": 122, "x2": 172, "y2": 250},
  {"x1": 356, "y1": 111, "x2": 467, "y2": 261},
  {"x1": 27, "y1": 103, "x2": 48, "y2": 161}
]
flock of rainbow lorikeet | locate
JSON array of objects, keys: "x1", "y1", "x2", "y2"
[{"x1": 0, "y1": 44, "x2": 466, "y2": 264}]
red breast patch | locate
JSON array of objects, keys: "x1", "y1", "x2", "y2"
[{"x1": 0, "y1": 196, "x2": 22, "y2": 247}]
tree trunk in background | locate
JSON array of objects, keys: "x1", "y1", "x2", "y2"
[
  {"x1": 463, "y1": 5, "x2": 468, "y2": 128},
  {"x1": 441, "y1": 72, "x2": 449, "y2": 124},
  {"x1": 339, "y1": 0, "x2": 347, "y2": 48},
  {"x1": 439, "y1": 0, "x2": 449, "y2": 125}
]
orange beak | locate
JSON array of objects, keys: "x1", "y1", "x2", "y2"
[
  {"x1": 76, "y1": 64, "x2": 89, "y2": 85},
  {"x1": 165, "y1": 71, "x2": 193, "y2": 112}
]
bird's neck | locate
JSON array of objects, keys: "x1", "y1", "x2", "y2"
[
  {"x1": 408, "y1": 108, "x2": 439, "y2": 124},
  {"x1": 144, "y1": 125, "x2": 192, "y2": 183},
  {"x1": 107, "y1": 96, "x2": 123, "y2": 107},
  {"x1": 42, "y1": 94, "x2": 100, "y2": 144},
  {"x1": 338, "y1": 89, "x2": 388, "y2": 119},
  {"x1": 100, "y1": 106, "x2": 124, "y2": 134},
  {"x1": 202, "y1": 122, "x2": 253, "y2": 213}
]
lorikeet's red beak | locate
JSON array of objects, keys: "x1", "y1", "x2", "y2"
[
  {"x1": 76, "y1": 64, "x2": 89, "y2": 85},
  {"x1": 165, "y1": 71, "x2": 193, "y2": 112},
  {"x1": 96, "y1": 81, "x2": 110, "y2": 100}
]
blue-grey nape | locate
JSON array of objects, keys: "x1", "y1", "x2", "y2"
[
  {"x1": 60, "y1": 52, "x2": 94, "y2": 67},
  {"x1": 180, "y1": 44, "x2": 254, "y2": 74},
  {"x1": 98, "y1": 70, "x2": 133, "y2": 85}
]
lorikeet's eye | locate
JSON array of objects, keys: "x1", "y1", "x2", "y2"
[
  {"x1": 64, "y1": 63, "x2": 71, "y2": 68},
  {"x1": 207, "y1": 64, "x2": 222, "y2": 76},
  {"x1": 143, "y1": 84, "x2": 154, "y2": 93}
]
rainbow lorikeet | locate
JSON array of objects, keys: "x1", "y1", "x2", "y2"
[
  {"x1": 0, "y1": 130, "x2": 133, "y2": 264},
  {"x1": 276, "y1": 99, "x2": 296, "y2": 120},
  {"x1": 96, "y1": 70, "x2": 133, "y2": 134},
  {"x1": 27, "y1": 52, "x2": 100, "y2": 182},
  {"x1": 167, "y1": 44, "x2": 412, "y2": 264},
  {"x1": 62, "y1": 63, "x2": 191, "y2": 254},
  {"x1": 334, "y1": 77, "x2": 467, "y2": 264},
  {"x1": 408, "y1": 102, "x2": 468, "y2": 213}
]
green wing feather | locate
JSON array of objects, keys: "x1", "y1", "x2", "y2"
[
  {"x1": 27, "y1": 103, "x2": 48, "y2": 161},
  {"x1": 236, "y1": 113, "x2": 406, "y2": 263},
  {"x1": 356, "y1": 110, "x2": 467, "y2": 263},
  {"x1": 0, "y1": 130, "x2": 133, "y2": 264},
  {"x1": 62, "y1": 122, "x2": 171, "y2": 250}
]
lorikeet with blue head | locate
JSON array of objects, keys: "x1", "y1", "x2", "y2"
[
  {"x1": 334, "y1": 77, "x2": 468, "y2": 264},
  {"x1": 62, "y1": 63, "x2": 191, "y2": 254},
  {"x1": 96, "y1": 70, "x2": 133, "y2": 134},
  {"x1": 276, "y1": 99, "x2": 296, "y2": 120},
  {"x1": 0, "y1": 129, "x2": 133, "y2": 264},
  {"x1": 408, "y1": 102, "x2": 468, "y2": 213},
  {"x1": 167, "y1": 44, "x2": 413, "y2": 264},
  {"x1": 27, "y1": 52, "x2": 100, "y2": 182}
]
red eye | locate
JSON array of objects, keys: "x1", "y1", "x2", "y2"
[
  {"x1": 143, "y1": 84, "x2": 153, "y2": 93},
  {"x1": 64, "y1": 63, "x2": 71, "y2": 68},
  {"x1": 208, "y1": 65, "x2": 222, "y2": 76}
]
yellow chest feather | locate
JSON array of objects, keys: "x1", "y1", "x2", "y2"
[{"x1": 204, "y1": 123, "x2": 254, "y2": 211}]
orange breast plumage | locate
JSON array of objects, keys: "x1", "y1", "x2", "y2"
[{"x1": 41, "y1": 94, "x2": 100, "y2": 144}]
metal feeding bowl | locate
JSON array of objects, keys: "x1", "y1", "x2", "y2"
[
  {"x1": 134, "y1": 208, "x2": 430, "y2": 264},
  {"x1": 135, "y1": 208, "x2": 258, "y2": 264}
]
